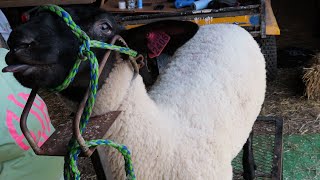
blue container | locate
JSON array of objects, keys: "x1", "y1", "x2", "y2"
[
  {"x1": 192, "y1": 0, "x2": 212, "y2": 10},
  {"x1": 175, "y1": 0, "x2": 195, "y2": 8},
  {"x1": 137, "y1": 0, "x2": 143, "y2": 8}
]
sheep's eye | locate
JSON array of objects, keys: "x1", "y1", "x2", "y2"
[
  {"x1": 101, "y1": 23, "x2": 109, "y2": 30},
  {"x1": 21, "y1": 43, "x2": 31, "y2": 48},
  {"x1": 101, "y1": 23, "x2": 112, "y2": 34},
  {"x1": 14, "y1": 42, "x2": 32, "y2": 51}
]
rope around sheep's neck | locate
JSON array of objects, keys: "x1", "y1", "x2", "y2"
[{"x1": 40, "y1": 5, "x2": 136, "y2": 180}]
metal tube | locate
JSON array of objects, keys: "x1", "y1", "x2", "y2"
[
  {"x1": 260, "y1": 0, "x2": 266, "y2": 38},
  {"x1": 20, "y1": 88, "x2": 43, "y2": 154}
]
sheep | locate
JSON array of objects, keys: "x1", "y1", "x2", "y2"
[{"x1": 3, "y1": 6, "x2": 266, "y2": 180}]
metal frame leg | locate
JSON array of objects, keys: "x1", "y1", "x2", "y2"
[{"x1": 242, "y1": 131, "x2": 256, "y2": 180}]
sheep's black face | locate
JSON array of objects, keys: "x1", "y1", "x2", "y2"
[
  {"x1": 3, "y1": 7, "x2": 120, "y2": 90},
  {"x1": 4, "y1": 13, "x2": 79, "y2": 89}
]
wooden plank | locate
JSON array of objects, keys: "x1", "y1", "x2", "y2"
[
  {"x1": 0, "y1": 0, "x2": 96, "y2": 8},
  {"x1": 101, "y1": 0, "x2": 186, "y2": 14}
]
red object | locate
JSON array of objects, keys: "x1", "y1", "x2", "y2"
[
  {"x1": 21, "y1": 13, "x2": 30, "y2": 23},
  {"x1": 146, "y1": 31, "x2": 170, "y2": 58}
]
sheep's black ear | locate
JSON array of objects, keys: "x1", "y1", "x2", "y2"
[{"x1": 120, "y1": 20, "x2": 199, "y2": 56}]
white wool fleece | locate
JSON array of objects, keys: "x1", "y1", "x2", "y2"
[{"x1": 92, "y1": 24, "x2": 266, "y2": 180}]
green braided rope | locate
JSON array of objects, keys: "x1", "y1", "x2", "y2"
[
  {"x1": 68, "y1": 140, "x2": 136, "y2": 180},
  {"x1": 39, "y1": 5, "x2": 136, "y2": 180},
  {"x1": 90, "y1": 40, "x2": 137, "y2": 57},
  {"x1": 53, "y1": 59, "x2": 82, "y2": 92},
  {"x1": 78, "y1": 51, "x2": 99, "y2": 133},
  {"x1": 87, "y1": 140, "x2": 135, "y2": 177}
]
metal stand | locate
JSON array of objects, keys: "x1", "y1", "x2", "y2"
[{"x1": 234, "y1": 116, "x2": 284, "y2": 180}]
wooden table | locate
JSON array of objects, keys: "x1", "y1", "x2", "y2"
[
  {"x1": 100, "y1": 0, "x2": 187, "y2": 13},
  {"x1": 0, "y1": 0, "x2": 95, "y2": 7}
]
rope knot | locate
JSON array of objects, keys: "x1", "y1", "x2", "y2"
[{"x1": 78, "y1": 36, "x2": 92, "y2": 60}]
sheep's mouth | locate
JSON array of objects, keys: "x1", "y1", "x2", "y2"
[
  {"x1": 2, "y1": 63, "x2": 54, "y2": 73},
  {"x1": 2, "y1": 64, "x2": 31, "y2": 73}
]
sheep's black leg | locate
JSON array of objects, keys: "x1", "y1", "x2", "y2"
[{"x1": 242, "y1": 131, "x2": 255, "y2": 180}]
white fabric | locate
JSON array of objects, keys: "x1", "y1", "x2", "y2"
[{"x1": 0, "y1": 10, "x2": 11, "y2": 41}]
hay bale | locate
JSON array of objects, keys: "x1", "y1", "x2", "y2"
[{"x1": 302, "y1": 53, "x2": 320, "y2": 100}]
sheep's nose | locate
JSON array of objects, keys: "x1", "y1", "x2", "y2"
[{"x1": 5, "y1": 51, "x2": 16, "y2": 65}]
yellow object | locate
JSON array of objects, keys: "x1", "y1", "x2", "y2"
[
  {"x1": 192, "y1": 15, "x2": 253, "y2": 26},
  {"x1": 126, "y1": 15, "x2": 256, "y2": 29},
  {"x1": 125, "y1": 0, "x2": 280, "y2": 36},
  {"x1": 265, "y1": 0, "x2": 280, "y2": 35}
]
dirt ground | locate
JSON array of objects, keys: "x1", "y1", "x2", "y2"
[{"x1": 261, "y1": 68, "x2": 320, "y2": 135}]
